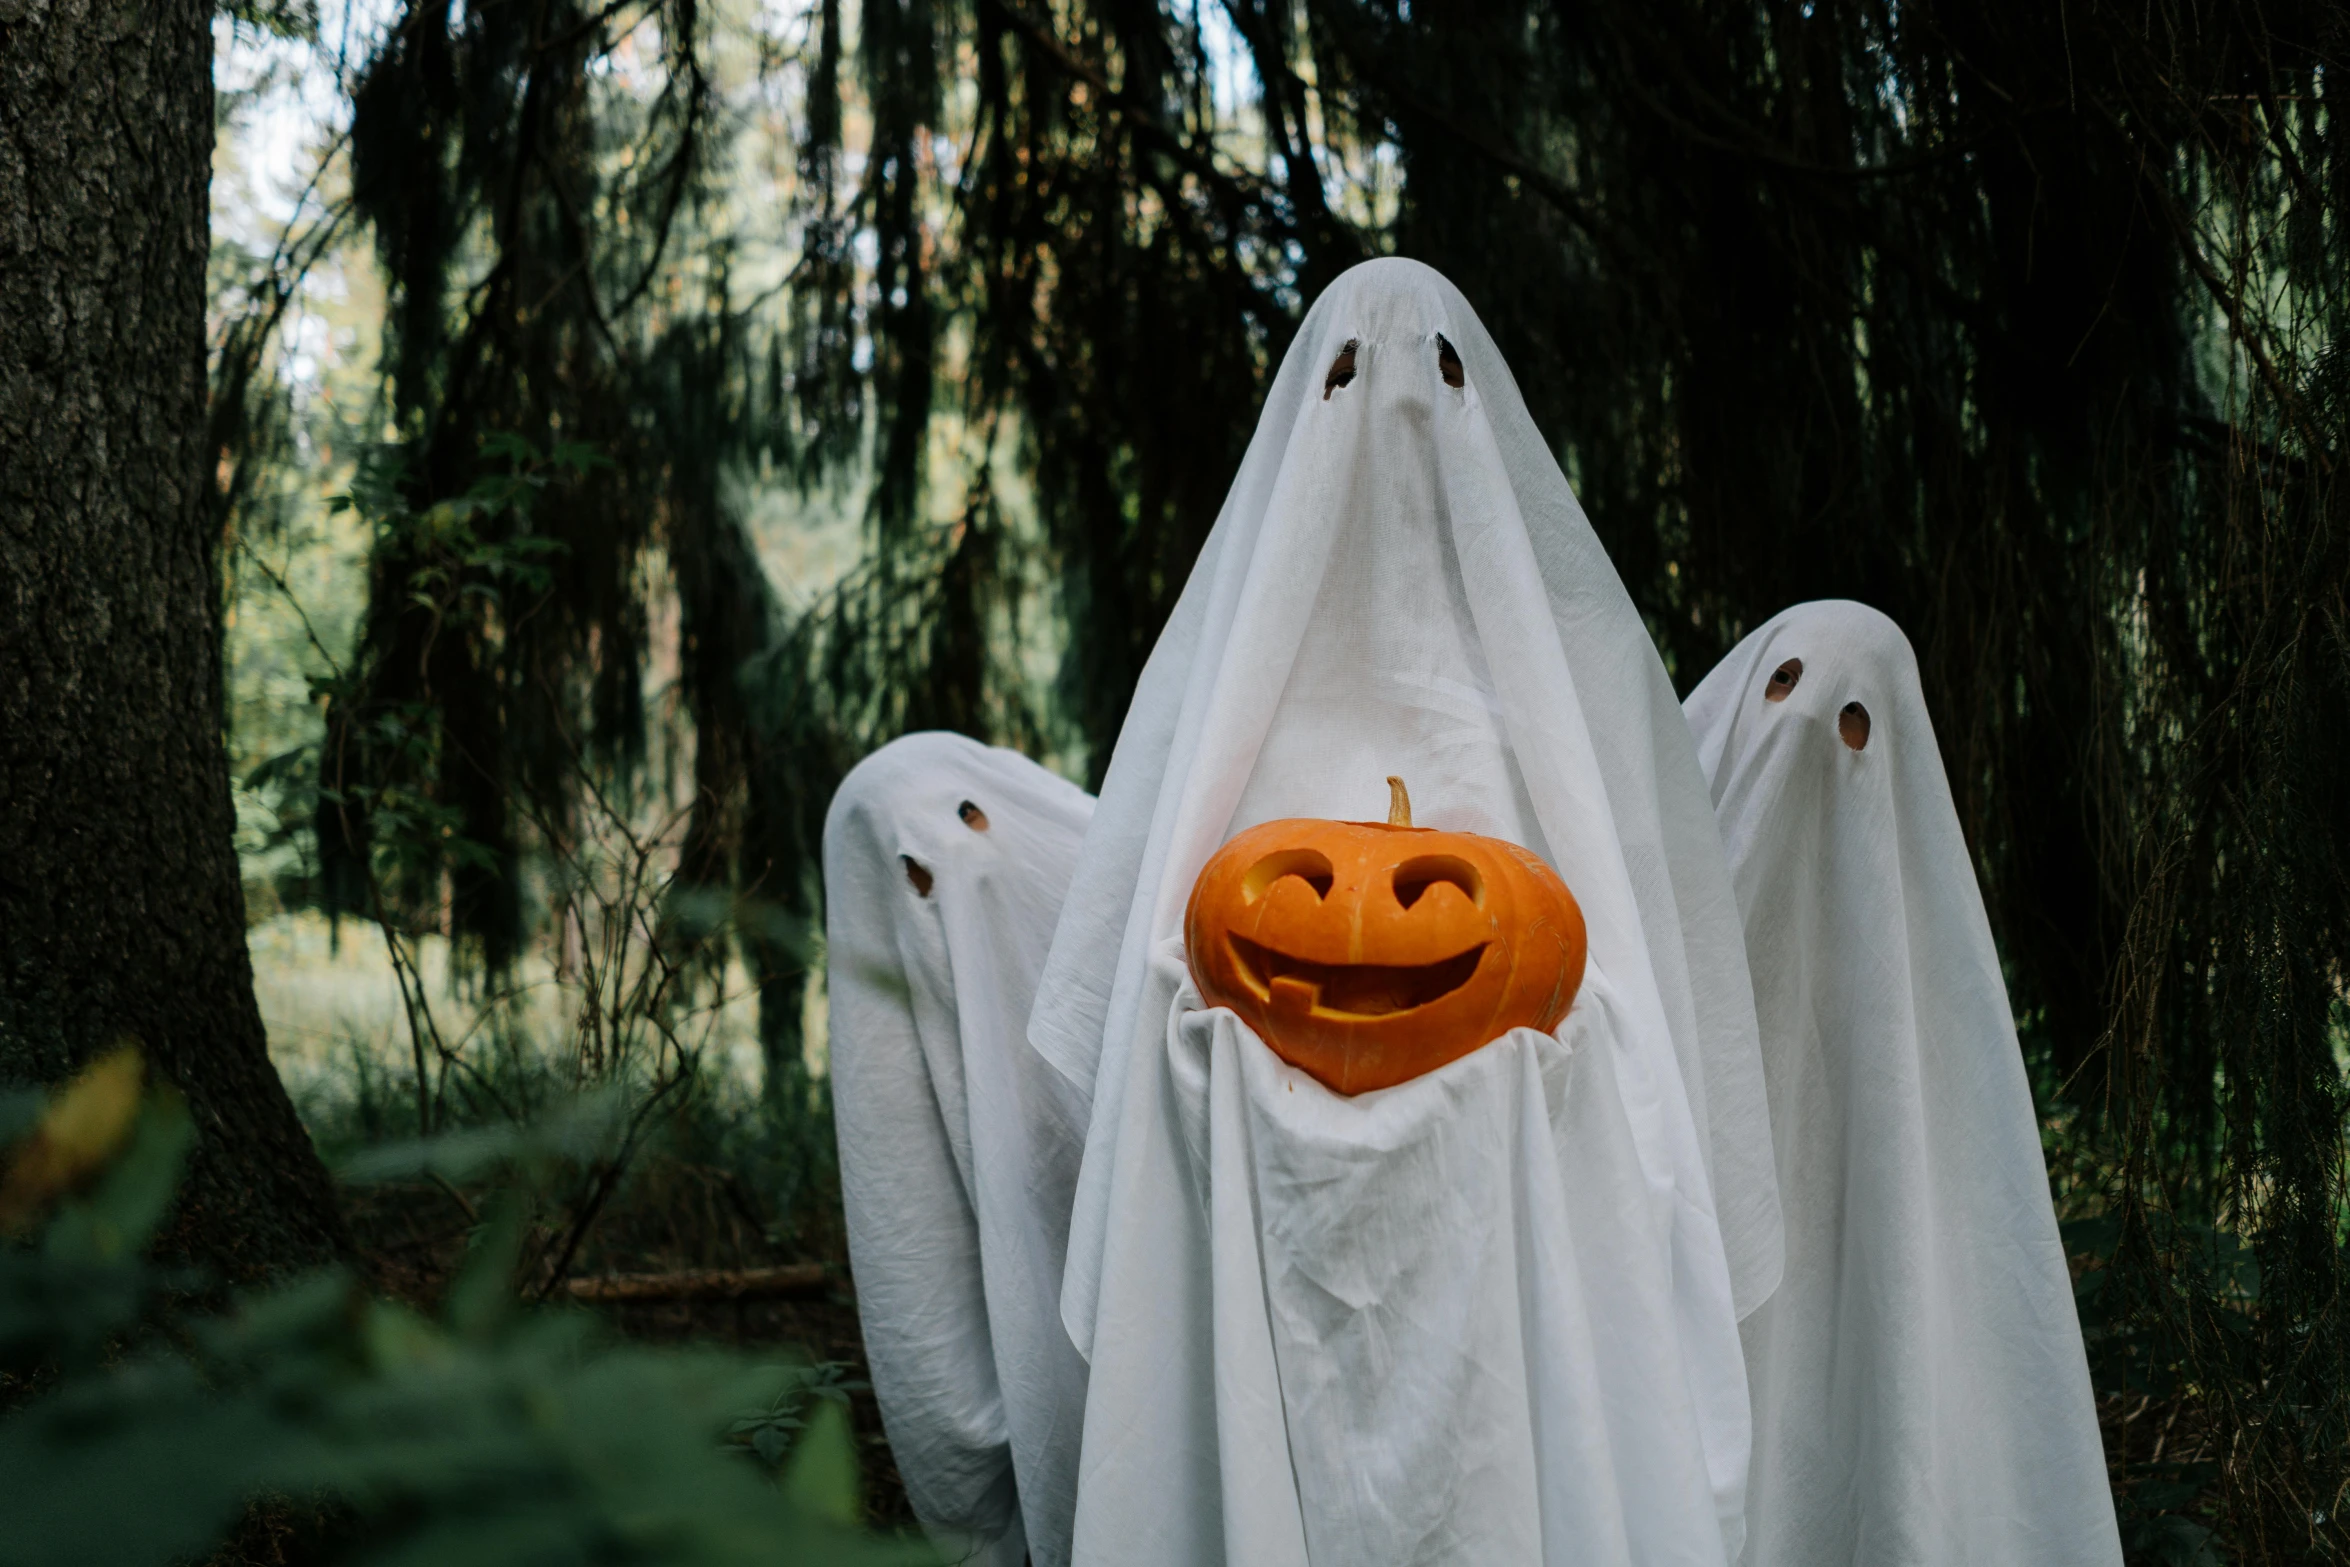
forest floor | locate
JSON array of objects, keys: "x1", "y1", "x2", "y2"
[{"x1": 340, "y1": 1165, "x2": 921, "y2": 1537}]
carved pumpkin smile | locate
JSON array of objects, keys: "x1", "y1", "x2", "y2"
[
  {"x1": 1185, "y1": 777, "x2": 1588, "y2": 1094},
  {"x1": 1227, "y1": 931, "x2": 1491, "y2": 1019}
]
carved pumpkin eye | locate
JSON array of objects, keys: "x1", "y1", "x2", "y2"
[
  {"x1": 1392, "y1": 854, "x2": 1482, "y2": 909},
  {"x1": 1436, "y1": 333, "x2": 1464, "y2": 388},
  {"x1": 1241, "y1": 847, "x2": 1335, "y2": 902},
  {"x1": 1323, "y1": 339, "x2": 1359, "y2": 399},
  {"x1": 1839, "y1": 702, "x2": 1871, "y2": 751},
  {"x1": 1766, "y1": 658, "x2": 1803, "y2": 702}
]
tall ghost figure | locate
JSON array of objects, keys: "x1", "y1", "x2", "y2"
[
  {"x1": 1030, "y1": 257, "x2": 1783, "y2": 1566},
  {"x1": 822, "y1": 732, "x2": 1095, "y2": 1567},
  {"x1": 1683, "y1": 602, "x2": 2122, "y2": 1567}
]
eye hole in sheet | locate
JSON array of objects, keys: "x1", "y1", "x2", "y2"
[
  {"x1": 1839, "y1": 701, "x2": 1872, "y2": 751},
  {"x1": 1766, "y1": 658, "x2": 1803, "y2": 702},
  {"x1": 1324, "y1": 339, "x2": 1359, "y2": 399},
  {"x1": 903, "y1": 856, "x2": 934, "y2": 896},
  {"x1": 958, "y1": 799, "x2": 990, "y2": 831},
  {"x1": 1436, "y1": 333, "x2": 1465, "y2": 388}
]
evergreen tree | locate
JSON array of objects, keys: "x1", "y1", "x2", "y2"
[{"x1": 317, "y1": 0, "x2": 831, "y2": 1088}]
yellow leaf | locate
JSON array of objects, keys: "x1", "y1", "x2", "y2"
[{"x1": 0, "y1": 1044, "x2": 145, "y2": 1231}]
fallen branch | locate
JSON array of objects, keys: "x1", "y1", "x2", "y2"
[{"x1": 561, "y1": 1264, "x2": 830, "y2": 1304}]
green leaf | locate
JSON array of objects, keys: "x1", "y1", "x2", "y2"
[
  {"x1": 547, "y1": 441, "x2": 613, "y2": 473},
  {"x1": 0, "y1": 1378, "x2": 294, "y2": 1567},
  {"x1": 446, "y1": 1193, "x2": 527, "y2": 1342},
  {"x1": 479, "y1": 431, "x2": 537, "y2": 466},
  {"x1": 338, "y1": 1125, "x2": 533, "y2": 1185},
  {"x1": 196, "y1": 1268, "x2": 361, "y2": 1364},
  {"x1": 780, "y1": 1398, "x2": 862, "y2": 1528}
]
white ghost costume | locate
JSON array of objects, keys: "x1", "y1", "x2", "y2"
[
  {"x1": 1029, "y1": 258, "x2": 1783, "y2": 1567},
  {"x1": 1683, "y1": 602, "x2": 2121, "y2": 1567},
  {"x1": 822, "y1": 732, "x2": 1096, "y2": 1567}
]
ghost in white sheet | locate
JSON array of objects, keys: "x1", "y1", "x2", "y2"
[
  {"x1": 1684, "y1": 601, "x2": 2122, "y2": 1567},
  {"x1": 823, "y1": 731, "x2": 1095, "y2": 1567},
  {"x1": 1030, "y1": 257, "x2": 1784, "y2": 1567}
]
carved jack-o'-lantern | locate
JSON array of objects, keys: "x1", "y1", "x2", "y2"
[{"x1": 1184, "y1": 777, "x2": 1587, "y2": 1095}]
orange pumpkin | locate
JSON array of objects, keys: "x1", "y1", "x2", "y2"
[{"x1": 1184, "y1": 777, "x2": 1587, "y2": 1095}]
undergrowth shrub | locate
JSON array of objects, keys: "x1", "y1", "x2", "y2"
[{"x1": 0, "y1": 1050, "x2": 924, "y2": 1567}]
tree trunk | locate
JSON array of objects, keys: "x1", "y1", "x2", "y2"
[{"x1": 0, "y1": 0, "x2": 345, "y2": 1275}]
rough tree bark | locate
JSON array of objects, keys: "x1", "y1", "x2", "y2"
[{"x1": 0, "y1": 0, "x2": 345, "y2": 1274}]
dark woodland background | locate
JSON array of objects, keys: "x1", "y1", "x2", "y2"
[{"x1": 3, "y1": 0, "x2": 2348, "y2": 1562}]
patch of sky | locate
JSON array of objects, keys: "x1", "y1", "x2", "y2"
[
  {"x1": 214, "y1": 0, "x2": 398, "y2": 241},
  {"x1": 1197, "y1": 0, "x2": 1257, "y2": 116}
]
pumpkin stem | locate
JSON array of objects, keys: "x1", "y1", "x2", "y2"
[{"x1": 1386, "y1": 775, "x2": 1412, "y2": 828}]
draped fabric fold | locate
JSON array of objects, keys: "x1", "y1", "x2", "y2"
[{"x1": 1070, "y1": 951, "x2": 1737, "y2": 1567}]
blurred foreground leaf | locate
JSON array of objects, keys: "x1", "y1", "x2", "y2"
[
  {"x1": 335, "y1": 1089, "x2": 634, "y2": 1187},
  {"x1": 0, "y1": 1044, "x2": 146, "y2": 1232},
  {"x1": 0, "y1": 1083, "x2": 931, "y2": 1567},
  {"x1": 782, "y1": 1399, "x2": 863, "y2": 1529}
]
